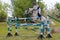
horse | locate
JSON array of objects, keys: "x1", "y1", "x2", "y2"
[{"x1": 24, "y1": 8, "x2": 41, "y2": 23}]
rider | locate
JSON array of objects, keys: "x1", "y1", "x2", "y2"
[
  {"x1": 33, "y1": 3, "x2": 42, "y2": 20},
  {"x1": 33, "y1": 3, "x2": 38, "y2": 10},
  {"x1": 37, "y1": 7, "x2": 41, "y2": 20}
]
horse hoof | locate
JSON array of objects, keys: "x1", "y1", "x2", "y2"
[
  {"x1": 38, "y1": 35, "x2": 44, "y2": 39},
  {"x1": 46, "y1": 34, "x2": 52, "y2": 38},
  {"x1": 14, "y1": 32, "x2": 19, "y2": 36},
  {"x1": 7, "y1": 33, "x2": 13, "y2": 37}
]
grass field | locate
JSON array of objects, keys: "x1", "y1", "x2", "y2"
[{"x1": 0, "y1": 22, "x2": 60, "y2": 40}]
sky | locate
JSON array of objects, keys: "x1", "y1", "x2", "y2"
[
  {"x1": 1, "y1": 0, "x2": 12, "y2": 5},
  {"x1": 43, "y1": 0, "x2": 60, "y2": 9},
  {"x1": 1, "y1": 0, "x2": 60, "y2": 9}
]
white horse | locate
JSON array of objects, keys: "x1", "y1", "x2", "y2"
[
  {"x1": 24, "y1": 8, "x2": 46, "y2": 22},
  {"x1": 24, "y1": 8, "x2": 55, "y2": 25},
  {"x1": 24, "y1": 8, "x2": 40, "y2": 22}
]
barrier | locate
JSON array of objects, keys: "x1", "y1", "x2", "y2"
[{"x1": 7, "y1": 16, "x2": 52, "y2": 38}]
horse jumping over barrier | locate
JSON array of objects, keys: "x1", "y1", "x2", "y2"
[
  {"x1": 7, "y1": 16, "x2": 50, "y2": 38},
  {"x1": 6, "y1": 4, "x2": 52, "y2": 39},
  {"x1": 6, "y1": 16, "x2": 52, "y2": 39}
]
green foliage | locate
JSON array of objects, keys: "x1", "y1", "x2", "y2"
[
  {"x1": 30, "y1": 0, "x2": 36, "y2": 5},
  {"x1": 55, "y1": 3, "x2": 60, "y2": 10},
  {"x1": 0, "y1": 10, "x2": 7, "y2": 22},
  {"x1": 0, "y1": 2, "x2": 7, "y2": 22},
  {"x1": 55, "y1": 3, "x2": 60, "y2": 18},
  {"x1": 13, "y1": 0, "x2": 33, "y2": 17}
]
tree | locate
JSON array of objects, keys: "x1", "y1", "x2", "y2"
[
  {"x1": 55, "y1": 3, "x2": 60, "y2": 18},
  {"x1": 55, "y1": 3, "x2": 60, "y2": 10},
  {"x1": 30, "y1": 0, "x2": 36, "y2": 5},
  {"x1": 13, "y1": 0, "x2": 33, "y2": 17},
  {"x1": 0, "y1": 1, "x2": 7, "y2": 22}
]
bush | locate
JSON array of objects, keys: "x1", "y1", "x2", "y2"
[
  {"x1": 0, "y1": 10, "x2": 7, "y2": 22},
  {"x1": 0, "y1": 1, "x2": 7, "y2": 22}
]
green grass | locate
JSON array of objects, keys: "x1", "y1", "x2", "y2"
[{"x1": 0, "y1": 22, "x2": 60, "y2": 40}]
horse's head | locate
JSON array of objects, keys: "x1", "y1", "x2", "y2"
[
  {"x1": 24, "y1": 8, "x2": 33, "y2": 17},
  {"x1": 28, "y1": 8, "x2": 33, "y2": 13}
]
